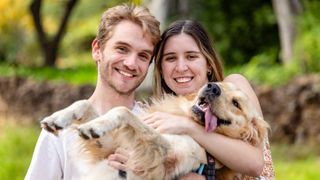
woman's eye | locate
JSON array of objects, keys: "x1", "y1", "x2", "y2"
[
  {"x1": 187, "y1": 55, "x2": 198, "y2": 60},
  {"x1": 165, "y1": 56, "x2": 176, "y2": 62}
]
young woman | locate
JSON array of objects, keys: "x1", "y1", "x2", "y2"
[{"x1": 144, "y1": 20, "x2": 274, "y2": 179}]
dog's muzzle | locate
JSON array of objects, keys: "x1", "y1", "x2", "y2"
[
  {"x1": 192, "y1": 82, "x2": 222, "y2": 121},
  {"x1": 192, "y1": 82, "x2": 231, "y2": 132},
  {"x1": 203, "y1": 82, "x2": 221, "y2": 101}
]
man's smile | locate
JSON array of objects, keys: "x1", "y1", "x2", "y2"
[{"x1": 116, "y1": 68, "x2": 136, "y2": 78}]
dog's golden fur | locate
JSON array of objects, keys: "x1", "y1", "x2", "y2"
[{"x1": 41, "y1": 82, "x2": 269, "y2": 180}]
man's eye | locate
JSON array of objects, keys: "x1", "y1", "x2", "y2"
[
  {"x1": 139, "y1": 54, "x2": 150, "y2": 62},
  {"x1": 116, "y1": 47, "x2": 127, "y2": 53}
]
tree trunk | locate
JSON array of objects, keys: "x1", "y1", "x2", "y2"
[
  {"x1": 272, "y1": 0, "x2": 302, "y2": 64},
  {"x1": 30, "y1": 0, "x2": 79, "y2": 67}
]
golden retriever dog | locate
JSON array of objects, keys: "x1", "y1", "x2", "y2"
[{"x1": 41, "y1": 82, "x2": 269, "y2": 180}]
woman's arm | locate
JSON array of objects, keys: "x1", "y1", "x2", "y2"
[
  {"x1": 187, "y1": 123, "x2": 264, "y2": 176},
  {"x1": 143, "y1": 113, "x2": 264, "y2": 176}
]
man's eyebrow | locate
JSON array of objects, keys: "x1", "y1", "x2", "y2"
[
  {"x1": 115, "y1": 41, "x2": 130, "y2": 47},
  {"x1": 116, "y1": 41, "x2": 153, "y2": 55}
]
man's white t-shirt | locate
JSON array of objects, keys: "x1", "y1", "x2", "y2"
[{"x1": 25, "y1": 101, "x2": 144, "y2": 180}]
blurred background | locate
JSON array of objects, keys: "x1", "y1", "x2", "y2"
[{"x1": 0, "y1": 0, "x2": 319, "y2": 179}]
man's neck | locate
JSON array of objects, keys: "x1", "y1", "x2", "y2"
[{"x1": 88, "y1": 85, "x2": 135, "y2": 116}]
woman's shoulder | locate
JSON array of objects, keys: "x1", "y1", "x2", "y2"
[
  {"x1": 223, "y1": 73, "x2": 250, "y2": 85},
  {"x1": 223, "y1": 74, "x2": 255, "y2": 96}
]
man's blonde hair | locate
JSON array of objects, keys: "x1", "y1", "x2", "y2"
[{"x1": 96, "y1": 4, "x2": 160, "y2": 48}]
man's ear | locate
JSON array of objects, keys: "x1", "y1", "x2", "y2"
[{"x1": 92, "y1": 39, "x2": 101, "y2": 63}]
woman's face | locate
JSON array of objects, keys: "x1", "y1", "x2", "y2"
[{"x1": 161, "y1": 33, "x2": 209, "y2": 95}]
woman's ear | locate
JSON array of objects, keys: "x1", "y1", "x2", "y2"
[{"x1": 92, "y1": 39, "x2": 101, "y2": 63}]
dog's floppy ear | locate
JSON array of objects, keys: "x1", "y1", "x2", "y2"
[
  {"x1": 164, "y1": 153, "x2": 178, "y2": 176},
  {"x1": 249, "y1": 117, "x2": 270, "y2": 145},
  {"x1": 241, "y1": 117, "x2": 270, "y2": 146}
]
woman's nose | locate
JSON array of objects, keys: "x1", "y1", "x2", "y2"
[{"x1": 175, "y1": 58, "x2": 188, "y2": 72}]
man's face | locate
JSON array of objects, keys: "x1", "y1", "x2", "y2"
[{"x1": 93, "y1": 20, "x2": 154, "y2": 95}]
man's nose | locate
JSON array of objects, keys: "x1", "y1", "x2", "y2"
[{"x1": 123, "y1": 54, "x2": 138, "y2": 70}]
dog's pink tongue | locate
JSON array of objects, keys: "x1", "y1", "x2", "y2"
[{"x1": 205, "y1": 108, "x2": 217, "y2": 132}]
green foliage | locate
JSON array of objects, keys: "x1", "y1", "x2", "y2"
[
  {"x1": 187, "y1": 0, "x2": 279, "y2": 67},
  {"x1": 0, "y1": 121, "x2": 41, "y2": 180},
  {"x1": 225, "y1": 53, "x2": 302, "y2": 87},
  {"x1": 293, "y1": 0, "x2": 320, "y2": 73},
  {"x1": 0, "y1": 0, "x2": 41, "y2": 65}
]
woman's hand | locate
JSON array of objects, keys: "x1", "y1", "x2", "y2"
[
  {"x1": 107, "y1": 148, "x2": 129, "y2": 171},
  {"x1": 107, "y1": 148, "x2": 145, "y2": 175},
  {"x1": 142, "y1": 112, "x2": 195, "y2": 134}
]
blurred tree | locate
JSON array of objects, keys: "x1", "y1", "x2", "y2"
[
  {"x1": 30, "y1": 0, "x2": 79, "y2": 67},
  {"x1": 272, "y1": 0, "x2": 302, "y2": 64},
  {"x1": 0, "y1": 0, "x2": 34, "y2": 65},
  {"x1": 167, "y1": 0, "x2": 279, "y2": 67}
]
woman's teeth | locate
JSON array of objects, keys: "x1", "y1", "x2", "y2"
[{"x1": 175, "y1": 77, "x2": 192, "y2": 83}]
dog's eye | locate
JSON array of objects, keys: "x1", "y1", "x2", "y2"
[{"x1": 232, "y1": 99, "x2": 241, "y2": 110}]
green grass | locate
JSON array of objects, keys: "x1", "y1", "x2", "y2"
[
  {"x1": 0, "y1": 121, "x2": 319, "y2": 180},
  {"x1": 0, "y1": 120, "x2": 41, "y2": 180},
  {"x1": 0, "y1": 62, "x2": 97, "y2": 85},
  {"x1": 271, "y1": 143, "x2": 320, "y2": 180},
  {"x1": 275, "y1": 158, "x2": 320, "y2": 180}
]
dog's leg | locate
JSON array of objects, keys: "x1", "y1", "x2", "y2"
[
  {"x1": 41, "y1": 100, "x2": 97, "y2": 135},
  {"x1": 77, "y1": 106, "x2": 143, "y2": 139}
]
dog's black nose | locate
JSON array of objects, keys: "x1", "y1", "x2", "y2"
[{"x1": 206, "y1": 83, "x2": 221, "y2": 96}]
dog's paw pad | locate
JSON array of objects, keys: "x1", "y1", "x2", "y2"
[
  {"x1": 54, "y1": 124, "x2": 63, "y2": 130},
  {"x1": 78, "y1": 130, "x2": 91, "y2": 140},
  {"x1": 78, "y1": 126, "x2": 103, "y2": 140},
  {"x1": 41, "y1": 122, "x2": 55, "y2": 133},
  {"x1": 89, "y1": 128, "x2": 101, "y2": 138}
]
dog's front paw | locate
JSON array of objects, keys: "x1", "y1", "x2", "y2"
[
  {"x1": 40, "y1": 100, "x2": 94, "y2": 135},
  {"x1": 77, "y1": 123, "x2": 105, "y2": 140},
  {"x1": 41, "y1": 113, "x2": 75, "y2": 134}
]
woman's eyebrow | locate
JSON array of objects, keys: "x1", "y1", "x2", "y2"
[
  {"x1": 163, "y1": 52, "x2": 175, "y2": 57},
  {"x1": 185, "y1": 51, "x2": 201, "y2": 54}
]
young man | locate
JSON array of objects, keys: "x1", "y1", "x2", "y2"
[{"x1": 25, "y1": 4, "x2": 160, "y2": 179}]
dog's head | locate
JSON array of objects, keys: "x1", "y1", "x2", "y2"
[{"x1": 192, "y1": 82, "x2": 269, "y2": 146}]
